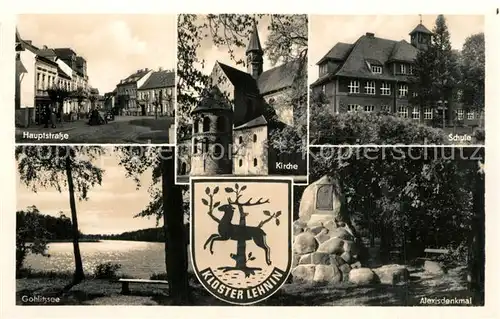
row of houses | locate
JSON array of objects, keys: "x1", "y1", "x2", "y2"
[
  {"x1": 310, "y1": 20, "x2": 482, "y2": 129},
  {"x1": 103, "y1": 68, "x2": 175, "y2": 117},
  {"x1": 15, "y1": 29, "x2": 101, "y2": 127}
]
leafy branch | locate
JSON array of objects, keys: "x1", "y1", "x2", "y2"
[
  {"x1": 201, "y1": 186, "x2": 221, "y2": 223},
  {"x1": 258, "y1": 210, "x2": 282, "y2": 228}
]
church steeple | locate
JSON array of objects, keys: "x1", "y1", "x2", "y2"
[
  {"x1": 246, "y1": 21, "x2": 263, "y2": 79},
  {"x1": 409, "y1": 15, "x2": 432, "y2": 50}
]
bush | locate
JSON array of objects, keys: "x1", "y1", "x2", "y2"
[
  {"x1": 310, "y1": 106, "x2": 448, "y2": 145},
  {"x1": 93, "y1": 262, "x2": 121, "y2": 279},
  {"x1": 473, "y1": 127, "x2": 485, "y2": 143}
]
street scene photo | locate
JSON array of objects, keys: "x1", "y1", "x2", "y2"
[
  {"x1": 176, "y1": 14, "x2": 308, "y2": 184},
  {"x1": 309, "y1": 15, "x2": 485, "y2": 145},
  {"x1": 15, "y1": 14, "x2": 176, "y2": 144}
]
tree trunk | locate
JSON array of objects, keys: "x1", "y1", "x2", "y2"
[
  {"x1": 65, "y1": 155, "x2": 85, "y2": 284},
  {"x1": 161, "y1": 147, "x2": 190, "y2": 304},
  {"x1": 235, "y1": 204, "x2": 247, "y2": 268},
  {"x1": 468, "y1": 159, "x2": 485, "y2": 305}
]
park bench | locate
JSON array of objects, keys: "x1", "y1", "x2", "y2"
[
  {"x1": 116, "y1": 278, "x2": 169, "y2": 295},
  {"x1": 416, "y1": 248, "x2": 450, "y2": 262}
]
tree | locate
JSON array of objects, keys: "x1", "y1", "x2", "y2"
[
  {"x1": 46, "y1": 87, "x2": 72, "y2": 126},
  {"x1": 73, "y1": 87, "x2": 88, "y2": 115},
  {"x1": 16, "y1": 206, "x2": 51, "y2": 272},
  {"x1": 15, "y1": 146, "x2": 105, "y2": 285},
  {"x1": 177, "y1": 14, "x2": 308, "y2": 154},
  {"x1": 460, "y1": 33, "x2": 485, "y2": 126},
  {"x1": 410, "y1": 15, "x2": 460, "y2": 128},
  {"x1": 201, "y1": 183, "x2": 281, "y2": 277},
  {"x1": 117, "y1": 146, "x2": 190, "y2": 304}
]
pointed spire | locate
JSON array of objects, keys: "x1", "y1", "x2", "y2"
[{"x1": 246, "y1": 21, "x2": 263, "y2": 54}]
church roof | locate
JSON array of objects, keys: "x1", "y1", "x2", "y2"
[
  {"x1": 246, "y1": 22, "x2": 263, "y2": 54},
  {"x1": 217, "y1": 62, "x2": 260, "y2": 93},
  {"x1": 257, "y1": 59, "x2": 300, "y2": 95},
  {"x1": 234, "y1": 114, "x2": 268, "y2": 130},
  {"x1": 410, "y1": 23, "x2": 432, "y2": 35},
  {"x1": 191, "y1": 86, "x2": 232, "y2": 114},
  {"x1": 311, "y1": 31, "x2": 421, "y2": 87}
]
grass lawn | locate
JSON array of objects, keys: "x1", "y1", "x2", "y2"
[{"x1": 16, "y1": 266, "x2": 479, "y2": 306}]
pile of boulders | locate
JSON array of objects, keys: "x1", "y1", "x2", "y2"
[{"x1": 291, "y1": 175, "x2": 409, "y2": 286}]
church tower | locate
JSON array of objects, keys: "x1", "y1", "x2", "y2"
[
  {"x1": 190, "y1": 87, "x2": 233, "y2": 176},
  {"x1": 409, "y1": 16, "x2": 432, "y2": 51},
  {"x1": 246, "y1": 22, "x2": 264, "y2": 79}
]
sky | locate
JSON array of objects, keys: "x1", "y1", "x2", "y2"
[
  {"x1": 189, "y1": 14, "x2": 274, "y2": 77},
  {"x1": 309, "y1": 15, "x2": 485, "y2": 84},
  {"x1": 17, "y1": 14, "x2": 176, "y2": 93},
  {"x1": 16, "y1": 148, "x2": 158, "y2": 235}
]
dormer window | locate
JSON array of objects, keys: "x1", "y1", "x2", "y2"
[{"x1": 371, "y1": 65, "x2": 383, "y2": 74}]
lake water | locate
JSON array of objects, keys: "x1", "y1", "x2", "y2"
[{"x1": 25, "y1": 240, "x2": 189, "y2": 279}]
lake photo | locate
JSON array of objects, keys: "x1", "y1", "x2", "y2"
[{"x1": 25, "y1": 241, "x2": 170, "y2": 279}]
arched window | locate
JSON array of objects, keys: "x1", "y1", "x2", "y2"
[
  {"x1": 253, "y1": 134, "x2": 257, "y2": 143},
  {"x1": 216, "y1": 116, "x2": 226, "y2": 132},
  {"x1": 268, "y1": 98, "x2": 275, "y2": 105},
  {"x1": 180, "y1": 162, "x2": 187, "y2": 175},
  {"x1": 193, "y1": 119, "x2": 199, "y2": 133},
  {"x1": 239, "y1": 136, "x2": 243, "y2": 144},
  {"x1": 203, "y1": 117, "x2": 210, "y2": 132},
  {"x1": 213, "y1": 143, "x2": 222, "y2": 158},
  {"x1": 253, "y1": 158, "x2": 258, "y2": 167},
  {"x1": 239, "y1": 159, "x2": 243, "y2": 167}
]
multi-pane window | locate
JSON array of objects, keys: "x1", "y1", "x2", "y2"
[
  {"x1": 412, "y1": 107, "x2": 420, "y2": 120},
  {"x1": 412, "y1": 92, "x2": 418, "y2": 98},
  {"x1": 398, "y1": 84, "x2": 408, "y2": 97},
  {"x1": 348, "y1": 80, "x2": 360, "y2": 94},
  {"x1": 380, "y1": 82, "x2": 391, "y2": 96},
  {"x1": 409, "y1": 65, "x2": 414, "y2": 75},
  {"x1": 398, "y1": 106, "x2": 408, "y2": 118},
  {"x1": 381, "y1": 105, "x2": 391, "y2": 113},
  {"x1": 400, "y1": 64, "x2": 407, "y2": 74},
  {"x1": 467, "y1": 110, "x2": 475, "y2": 120},
  {"x1": 364, "y1": 81, "x2": 375, "y2": 95},
  {"x1": 364, "y1": 105, "x2": 375, "y2": 112},
  {"x1": 371, "y1": 65, "x2": 382, "y2": 74},
  {"x1": 457, "y1": 109, "x2": 464, "y2": 120},
  {"x1": 424, "y1": 108, "x2": 433, "y2": 119},
  {"x1": 347, "y1": 104, "x2": 360, "y2": 113}
]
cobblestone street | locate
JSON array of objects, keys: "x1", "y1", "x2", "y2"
[{"x1": 16, "y1": 116, "x2": 174, "y2": 144}]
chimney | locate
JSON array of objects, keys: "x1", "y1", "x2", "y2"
[
  {"x1": 145, "y1": 68, "x2": 149, "y2": 71},
  {"x1": 158, "y1": 67, "x2": 163, "y2": 71},
  {"x1": 43, "y1": 45, "x2": 48, "y2": 49},
  {"x1": 366, "y1": 32, "x2": 375, "y2": 37}
]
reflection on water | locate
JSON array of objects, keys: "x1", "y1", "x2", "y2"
[{"x1": 25, "y1": 240, "x2": 166, "y2": 279}]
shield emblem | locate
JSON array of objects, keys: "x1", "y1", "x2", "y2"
[{"x1": 190, "y1": 177, "x2": 293, "y2": 305}]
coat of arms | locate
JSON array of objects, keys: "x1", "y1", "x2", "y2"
[{"x1": 190, "y1": 178, "x2": 293, "y2": 305}]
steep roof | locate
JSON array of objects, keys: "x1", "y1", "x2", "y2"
[
  {"x1": 118, "y1": 69, "x2": 151, "y2": 85},
  {"x1": 257, "y1": 59, "x2": 300, "y2": 95},
  {"x1": 217, "y1": 62, "x2": 260, "y2": 93},
  {"x1": 234, "y1": 114, "x2": 268, "y2": 130},
  {"x1": 57, "y1": 66, "x2": 72, "y2": 80},
  {"x1": 191, "y1": 86, "x2": 232, "y2": 114},
  {"x1": 312, "y1": 33, "x2": 420, "y2": 86},
  {"x1": 16, "y1": 58, "x2": 27, "y2": 74},
  {"x1": 410, "y1": 23, "x2": 432, "y2": 35},
  {"x1": 53, "y1": 48, "x2": 77, "y2": 57},
  {"x1": 138, "y1": 70, "x2": 175, "y2": 90},
  {"x1": 246, "y1": 23, "x2": 263, "y2": 54},
  {"x1": 316, "y1": 42, "x2": 353, "y2": 65}
]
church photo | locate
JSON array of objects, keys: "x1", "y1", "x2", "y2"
[{"x1": 175, "y1": 14, "x2": 309, "y2": 184}]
